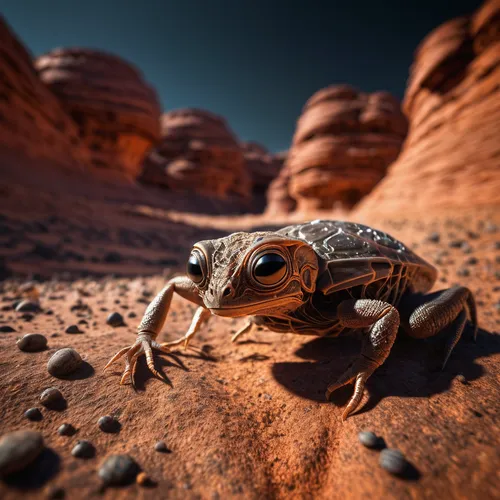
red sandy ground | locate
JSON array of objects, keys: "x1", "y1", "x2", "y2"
[{"x1": 0, "y1": 158, "x2": 499, "y2": 499}]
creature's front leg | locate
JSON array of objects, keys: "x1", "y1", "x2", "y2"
[
  {"x1": 326, "y1": 299, "x2": 400, "y2": 420},
  {"x1": 104, "y1": 276, "x2": 207, "y2": 385}
]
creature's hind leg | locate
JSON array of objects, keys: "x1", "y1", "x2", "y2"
[{"x1": 399, "y1": 286, "x2": 477, "y2": 369}]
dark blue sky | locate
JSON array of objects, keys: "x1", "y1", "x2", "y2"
[{"x1": 3, "y1": 0, "x2": 482, "y2": 152}]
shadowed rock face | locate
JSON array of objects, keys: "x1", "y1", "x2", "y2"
[
  {"x1": 286, "y1": 85, "x2": 407, "y2": 212},
  {"x1": 241, "y1": 142, "x2": 284, "y2": 194},
  {"x1": 356, "y1": 0, "x2": 500, "y2": 217},
  {"x1": 0, "y1": 17, "x2": 89, "y2": 169},
  {"x1": 140, "y1": 108, "x2": 252, "y2": 200},
  {"x1": 35, "y1": 48, "x2": 161, "y2": 177},
  {"x1": 266, "y1": 151, "x2": 297, "y2": 214}
]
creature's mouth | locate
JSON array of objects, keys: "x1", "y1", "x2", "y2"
[{"x1": 209, "y1": 297, "x2": 302, "y2": 317}]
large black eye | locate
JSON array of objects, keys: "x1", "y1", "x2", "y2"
[
  {"x1": 187, "y1": 250, "x2": 205, "y2": 284},
  {"x1": 253, "y1": 253, "x2": 287, "y2": 286}
]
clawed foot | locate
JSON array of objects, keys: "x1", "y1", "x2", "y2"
[
  {"x1": 325, "y1": 357, "x2": 378, "y2": 421},
  {"x1": 104, "y1": 333, "x2": 171, "y2": 386}
]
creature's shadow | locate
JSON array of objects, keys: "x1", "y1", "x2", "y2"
[{"x1": 272, "y1": 325, "x2": 499, "y2": 415}]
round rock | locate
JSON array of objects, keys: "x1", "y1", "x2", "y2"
[
  {"x1": 57, "y1": 423, "x2": 76, "y2": 436},
  {"x1": 15, "y1": 300, "x2": 41, "y2": 313},
  {"x1": 65, "y1": 324, "x2": 82, "y2": 334},
  {"x1": 40, "y1": 387, "x2": 65, "y2": 409},
  {"x1": 17, "y1": 333, "x2": 48, "y2": 352},
  {"x1": 24, "y1": 408, "x2": 43, "y2": 421},
  {"x1": 379, "y1": 448, "x2": 409, "y2": 475},
  {"x1": 0, "y1": 430, "x2": 44, "y2": 475},
  {"x1": 47, "y1": 348, "x2": 82, "y2": 377},
  {"x1": 98, "y1": 415, "x2": 120, "y2": 433},
  {"x1": 154, "y1": 441, "x2": 169, "y2": 453},
  {"x1": 0, "y1": 325, "x2": 16, "y2": 333},
  {"x1": 98, "y1": 454, "x2": 139, "y2": 486},
  {"x1": 71, "y1": 440, "x2": 95, "y2": 459},
  {"x1": 106, "y1": 312, "x2": 125, "y2": 327},
  {"x1": 358, "y1": 431, "x2": 382, "y2": 449}
]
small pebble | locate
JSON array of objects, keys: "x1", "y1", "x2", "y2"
[
  {"x1": 15, "y1": 300, "x2": 41, "y2": 313},
  {"x1": 457, "y1": 267, "x2": 470, "y2": 277},
  {"x1": 57, "y1": 424, "x2": 76, "y2": 436},
  {"x1": 0, "y1": 325, "x2": 16, "y2": 333},
  {"x1": 46, "y1": 486, "x2": 65, "y2": 499},
  {"x1": 24, "y1": 408, "x2": 43, "y2": 421},
  {"x1": 40, "y1": 388, "x2": 65, "y2": 409},
  {"x1": 136, "y1": 471, "x2": 152, "y2": 486},
  {"x1": 449, "y1": 240, "x2": 464, "y2": 249},
  {"x1": 154, "y1": 441, "x2": 169, "y2": 453},
  {"x1": 427, "y1": 232, "x2": 440, "y2": 243},
  {"x1": 71, "y1": 440, "x2": 95, "y2": 459},
  {"x1": 98, "y1": 415, "x2": 120, "y2": 433},
  {"x1": 456, "y1": 374, "x2": 467, "y2": 384},
  {"x1": 65, "y1": 325, "x2": 82, "y2": 334},
  {"x1": 379, "y1": 448, "x2": 409, "y2": 475},
  {"x1": 358, "y1": 431, "x2": 382, "y2": 449},
  {"x1": 465, "y1": 256, "x2": 478, "y2": 265},
  {"x1": 127, "y1": 311, "x2": 137, "y2": 319},
  {"x1": 16, "y1": 333, "x2": 47, "y2": 352},
  {"x1": 106, "y1": 312, "x2": 125, "y2": 327},
  {"x1": 0, "y1": 430, "x2": 44, "y2": 475},
  {"x1": 47, "y1": 348, "x2": 83, "y2": 377},
  {"x1": 98, "y1": 454, "x2": 139, "y2": 486}
]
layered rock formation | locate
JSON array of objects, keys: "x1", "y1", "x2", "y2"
[
  {"x1": 140, "y1": 109, "x2": 252, "y2": 200},
  {"x1": 0, "y1": 17, "x2": 89, "y2": 169},
  {"x1": 241, "y1": 142, "x2": 284, "y2": 194},
  {"x1": 357, "y1": 0, "x2": 500, "y2": 216},
  {"x1": 286, "y1": 85, "x2": 408, "y2": 212},
  {"x1": 35, "y1": 48, "x2": 161, "y2": 177},
  {"x1": 266, "y1": 151, "x2": 297, "y2": 214}
]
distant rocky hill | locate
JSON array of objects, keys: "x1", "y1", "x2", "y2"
[{"x1": 356, "y1": 0, "x2": 500, "y2": 217}]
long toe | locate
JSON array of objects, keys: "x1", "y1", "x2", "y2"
[{"x1": 341, "y1": 373, "x2": 368, "y2": 420}]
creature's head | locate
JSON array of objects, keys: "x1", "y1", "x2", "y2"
[{"x1": 185, "y1": 231, "x2": 319, "y2": 317}]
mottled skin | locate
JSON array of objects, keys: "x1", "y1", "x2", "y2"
[{"x1": 105, "y1": 220, "x2": 477, "y2": 419}]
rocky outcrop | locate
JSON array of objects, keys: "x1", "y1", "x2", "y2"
[
  {"x1": 0, "y1": 17, "x2": 89, "y2": 169},
  {"x1": 241, "y1": 142, "x2": 284, "y2": 194},
  {"x1": 285, "y1": 85, "x2": 408, "y2": 212},
  {"x1": 35, "y1": 48, "x2": 161, "y2": 177},
  {"x1": 139, "y1": 109, "x2": 251, "y2": 200},
  {"x1": 265, "y1": 151, "x2": 297, "y2": 214},
  {"x1": 356, "y1": 0, "x2": 500, "y2": 217}
]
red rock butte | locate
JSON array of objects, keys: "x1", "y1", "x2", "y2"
[
  {"x1": 285, "y1": 85, "x2": 408, "y2": 212},
  {"x1": 241, "y1": 141, "x2": 285, "y2": 195},
  {"x1": 356, "y1": 0, "x2": 500, "y2": 217},
  {"x1": 0, "y1": 17, "x2": 89, "y2": 169},
  {"x1": 35, "y1": 48, "x2": 161, "y2": 177},
  {"x1": 139, "y1": 108, "x2": 252, "y2": 200}
]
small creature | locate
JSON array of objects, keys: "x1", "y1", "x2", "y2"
[{"x1": 105, "y1": 220, "x2": 477, "y2": 419}]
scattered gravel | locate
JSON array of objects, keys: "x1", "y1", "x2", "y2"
[
  {"x1": 106, "y1": 312, "x2": 125, "y2": 327},
  {"x1": 98, "y1": 415, "x2": 120, "y2": 433},
  {"x1": 0, "y1": 430, "x2": 44, "y2": 475},
  {"x1": 57, "y1": 423, "x2": 76, "y2": 436},
  {"x1": 379, "y1": 448, "x2": 409, "y2": 475},
  {"x1": 16, "y1": 333, "x2": 47, "y2": 352},
  {"x1": 24, "y1": 408, "x2": 43, "y2": 421},
  {"x1": 65, "y1": 324, "x2": 83, "y2": 334},
  {"x1": 47, "y1": 348, "x2": 82, "y2": 377},
  {"x1": 98, "y1": 454, "x2": 139, "y2": 486},
  {"x1": 71, "y1": 440, "x2": 95, "y2": 459},
  {"x1": 40, "y1": 388, "x2": 65, "y2": 409}
]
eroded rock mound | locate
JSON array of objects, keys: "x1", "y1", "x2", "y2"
[
  {"x1": 266, "y1": 151, "x2": 297, "y2": 214},
  {"x1": 35, "y1": 48, "x2": 161, "y2": 177},
  {"x1": 140, "y1": 109, "x2": 251, "y2": 200},
  {"x1": 356, "y1": 0, "x2": 500, "y2": 217},
  {"x1": 286, "y1": 85, "x2": 408, "y2": 212},
  {"x1": 0, "y1": 17, "x2": 89, "y2": 169},
  {"x1": 241, "y1": 141, "x2": 284, "y2": 194}
]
